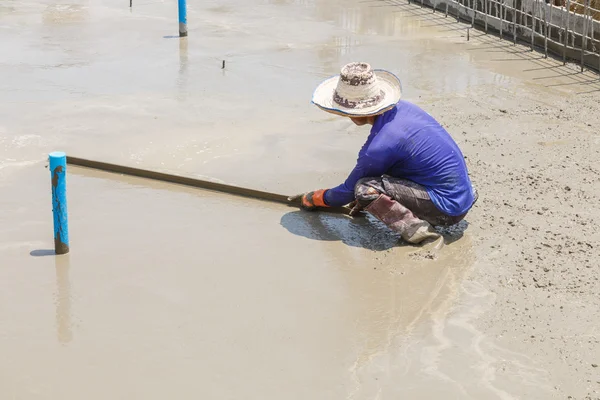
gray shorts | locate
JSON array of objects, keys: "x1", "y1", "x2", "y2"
[{"x1": 354, "y1": 176, "x2": 471, "y2": 227}]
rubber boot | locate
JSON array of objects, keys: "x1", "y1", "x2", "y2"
[{"x1": 364, "y1": 194, "x2": 441, "y2": 245}]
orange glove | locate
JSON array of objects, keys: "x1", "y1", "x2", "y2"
[{"x1": 288, "y1": 189, "x2": 330, "y2": 211}]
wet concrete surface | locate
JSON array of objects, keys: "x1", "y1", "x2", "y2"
[
  {"x1": 0, "y1": 0, "x2": 536, "y2": 192},
  {"x1": 2, "y1": 0, "x2": 600, "y2": 398},
  {"x1": 0, "y1": 164, "x2": 473, "y2": 399}
]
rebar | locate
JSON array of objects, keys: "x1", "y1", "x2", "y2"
[
  {"x1": 400, "y1": 0, "x2": 600, "y2": 72},
  {"x1": 485, "y1": 0, "x2": 489, "y2": 32},
  {"x1": 564, "y1": 0, "x2": 570, "y2": 64},
  {"x1": 456, "y1": 0, "x2": 460, "y2": 21},
  {"x1": 500, "y1": 0, "x2": 504, "y2": 38},
  {"x1": 513, "y1": 0, "x2": 517, "y2": 44},
  {"x1": 581, "y1": 0, "x2": 590, "y2": 71},
  {"x1": 544, "y1": 3, "x2": 554, "y2": 58},
  {"x1": 531, "y1": 0, "x2": 537, "y2": 51}
]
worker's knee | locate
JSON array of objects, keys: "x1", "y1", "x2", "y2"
[{"x1": 354, "y1": 177, "x2": 384, "y2": 205}]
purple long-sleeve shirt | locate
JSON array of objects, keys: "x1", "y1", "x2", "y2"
[{"x1": 323, "y1": 100, "x2": 475, "y2": 217}]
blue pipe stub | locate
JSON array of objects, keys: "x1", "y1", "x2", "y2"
[{"x1": 49, "y1": 151, "x2": 69, "y2": 255}]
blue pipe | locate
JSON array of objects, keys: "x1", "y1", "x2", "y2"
[
  {"x1": 49, "y1": 152, "x2": 69, "y2": 255},
  {"x1": 178, "y1": 0, "x2": 187, "y2": 37}
]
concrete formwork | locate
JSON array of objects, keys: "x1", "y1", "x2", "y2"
[{"x1": 402, "y1": 0, "x2": 600, "y2": 71}]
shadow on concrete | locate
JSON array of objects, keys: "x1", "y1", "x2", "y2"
[
  {"x1": 281, "y1": 210, "x2": 401, "y2": 251},
  {"x1": 54, "y1": 254, "x2": 73, "y2": 344},
  {"x1": 30, "y1": 249, "x2": 56, "y2": 257},
  {"x1": 437, "y1": 219, "x2": 469, "y2": 245},
  {"x1": 280, "y1": 210, "x2": 470, "y2": 251}
]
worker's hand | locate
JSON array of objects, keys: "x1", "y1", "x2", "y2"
[
  {"x1": 348, "y1": 200, "x2": 364, "y2": 217},
  {"x1": 288, "y1": 189, "x2": 329, "y2": 211}
]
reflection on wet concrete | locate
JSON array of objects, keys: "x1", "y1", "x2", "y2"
[
  {"x1": 42, "y1": 4, "x2": 89, "y2": 25},
  {"x1": 54, "y1": 254, "x2": 72, "y2": 344},
  {"x1": 177, "y1": 37, "x2": 188, "y2": 101},
  {"x1": 282, "y1": 212, "x2": 477, "y2": 396},
  {"x1": 279, "y1": 201, "x2": 476, "y2": 385},
  {"x1": 348, "y1": 234, "x2": 478, "y2": 399},
  {"x1": 280, "y1": 206, "x2": 476, "y2": 382},
  {"x1": 268, "y1": 0, "x2": 427, "y2": 37},
  {"x1": 29, "y1": 247, "x2": 75, "y2": 344}
]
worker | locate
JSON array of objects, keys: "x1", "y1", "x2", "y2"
[{"x1": 289, "y1": 62, "x2": 477, "y2": 245}]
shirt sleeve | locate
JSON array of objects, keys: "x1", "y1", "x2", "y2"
[{"x1": 324, "y1": 135, "x2": 399, "y2": 207}]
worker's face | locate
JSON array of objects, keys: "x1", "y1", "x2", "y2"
[{"x1": 350, "y1": 117, "x2": 370, "y2": 126}]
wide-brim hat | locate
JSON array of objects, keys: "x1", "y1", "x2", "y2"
[{"x1": 311, "y1": 62, "x2": 402, "y2": 117}]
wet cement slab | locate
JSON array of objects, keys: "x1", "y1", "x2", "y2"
[
  {"x1": 2, "y1": 0, "x2": 596, "y2": 196},
  {"x1": 2, "y1": 0, "x2": 598, "y2": 398},
  {"x1": 0, "y1": 163, "x2": 473, "y2": 399},
  {"x1": 5, "y1": 0, "x2": 591, "y2": 195}
]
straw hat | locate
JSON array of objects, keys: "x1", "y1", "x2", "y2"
[{"x1": 311, "y1": 62, "x2": 402, "y2": 117}]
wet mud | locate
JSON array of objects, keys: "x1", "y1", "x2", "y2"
[{"x1": 1, "y1": 0, "x2": 599, "y2": 398}]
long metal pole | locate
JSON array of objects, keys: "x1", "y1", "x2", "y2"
[{"x1": 65, "y1": 157, "x2": 351, "y2": 215}]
